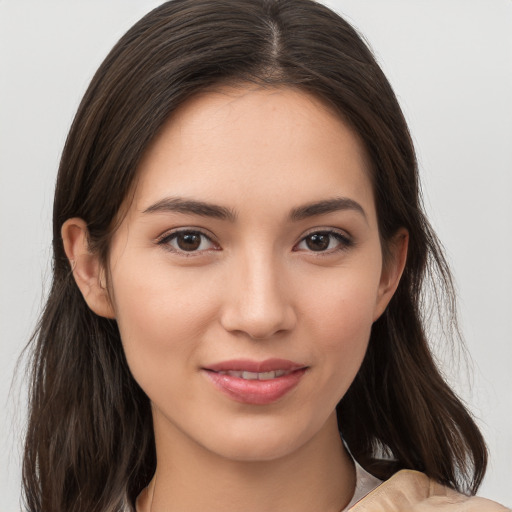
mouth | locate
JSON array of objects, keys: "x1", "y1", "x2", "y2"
[
  {"x1": 202, "y1": 359, "x2": 308, "y2": 405},
  {"x1": 213, "y1": 369, "x2": 296, "y2": 380}
]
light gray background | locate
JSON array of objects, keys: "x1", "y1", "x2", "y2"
[{"x1": 1, "y1": 1, "x2": 511, "y2": 510}]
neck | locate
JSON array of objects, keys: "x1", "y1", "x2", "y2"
[{"x1": 137, "y1": 411, "x2": 355, "y2": 512}]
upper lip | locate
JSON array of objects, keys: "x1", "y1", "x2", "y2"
[{"x1": 204, "y1": 358, "x2": 307, "y2": 373}]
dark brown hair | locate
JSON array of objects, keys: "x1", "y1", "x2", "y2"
[{"x1": 22, "y1": 1, "x2": 487, "y2": 510}]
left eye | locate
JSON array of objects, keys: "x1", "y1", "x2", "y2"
[
  {"x1": 159, "y1": 230, "x2": 217, "y2": 253},
  {"x1": 295, "y1": 231, "x2": 350, "y2": 252}
]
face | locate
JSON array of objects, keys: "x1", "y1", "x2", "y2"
[{"x1": 103, "y1": 87, "x2": 402, "y2": 461}]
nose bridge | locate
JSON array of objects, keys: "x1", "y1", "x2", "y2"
[{"x1": 220, "y1": 246, "x2": 296, "y2": 339}]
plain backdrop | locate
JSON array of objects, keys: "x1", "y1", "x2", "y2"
[{"x1": 1, "y1": 1, "x2": 511, "y2": 510}]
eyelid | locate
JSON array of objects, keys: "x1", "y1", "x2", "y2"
[
  {"x1": 155, "y1": 227, "x2": 220, "y2": 255},
  {"x1": 293, "y1": 227, "x2": 353, "y2": 254},
  {"x1": 299, "y1": 226, "x2": 352, "y2": 239},
  {"x1": 154, "y1": 226, "x2": 352, "y2": 256}
]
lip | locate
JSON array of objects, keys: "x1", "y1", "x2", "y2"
[
  {"x1": 202, "y1": 358, "x2": 308, "y2": 405},
  {"x1": 205, "y1": 358, "x2": 306, "y2": 373}
]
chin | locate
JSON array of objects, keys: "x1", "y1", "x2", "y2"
[
  {"x1": 196, "y1": 414, "x2": 326, "y2": 463},
  {"x1": 208, "y1": 436, "x2": 301, "y2": 462}
]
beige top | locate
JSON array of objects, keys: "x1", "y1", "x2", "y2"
[
  {"x1": 128, "y1": 464, "x2": 509, "y2": 511},
  {"x1": 348, "y1": 469, "x2": 510, "y2": 511}
]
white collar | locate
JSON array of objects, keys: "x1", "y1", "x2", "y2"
[{"x1": 342, "y1": 459, "x2": 383, "y2": 510}]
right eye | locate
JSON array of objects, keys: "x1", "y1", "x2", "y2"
[{"x1": 158, "y1": 229, "x2": 219, "y2": 255}]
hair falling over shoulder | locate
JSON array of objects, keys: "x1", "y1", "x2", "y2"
[{"x1": 22, "y1": 1, "x2": 487, "y2": 510}]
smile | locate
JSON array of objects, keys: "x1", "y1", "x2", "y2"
[
  {"x1": 214, "y1": 370, "x2": 292, "y2": 380},
  {"x1": 202, "y1": 359, "x2": 307, "y2": 405}
]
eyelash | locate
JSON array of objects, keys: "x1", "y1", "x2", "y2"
[
  {"x1": 293, "y1": 229, "x2": 353, "y2": 254},
  {"x1": 156, "y1": 228, "x2": 353, "y2": 256},
  {"x1": 156, "y1": 229, "x2": 219, "y2": 256}
]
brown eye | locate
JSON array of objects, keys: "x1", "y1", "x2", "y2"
[
  {"x1": 295, "y1": 230, "x2": 351, "y2": 253},
  {"x1": 176, "y1": 232, "x2": 202, "y2": 251},
  {"x1": 305, "y1": 233, "x2": 330, "y2": 251},
  {"x1": 159, "y1": 230, "x2": 217, "y2": 254}
]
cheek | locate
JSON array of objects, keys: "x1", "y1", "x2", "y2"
[
  {"x1": 304, "y1": 261, "x2": 381, "y2": 346},
  {"x1": 109, "y1": 257, "x2": 218, "y2": 383},
  {"x1": 309, "y1": 290, "x2": 373, "y2": 378},
  {"x1": 300, "y1": 259, "x2": 382, "y2": 395}
]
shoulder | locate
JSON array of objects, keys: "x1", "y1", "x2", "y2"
[{"x1": 350, "y1": 469, "x2": 509, "y2": 512}]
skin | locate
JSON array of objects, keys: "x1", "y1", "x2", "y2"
[{"x1": 63, "y1": 86, "x2": 408, "y2": 512}]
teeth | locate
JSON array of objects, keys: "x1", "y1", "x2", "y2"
[
  {"x1": 242, "y1": 371, "x2": 259, "y2": 380},
  {"x1": 216, "y1": 370, "x2": 291, "y2": 380}
]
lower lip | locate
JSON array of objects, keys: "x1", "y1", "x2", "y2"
[{"x1": 203, "y1": 369, "x2": 307, "y2": 405}]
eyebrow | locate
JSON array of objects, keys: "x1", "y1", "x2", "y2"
[
  {"x1": 142, "y1": 197, "x2": 237, "y2": 221},
  {"x1": 289, "y1": 197, "x2": 367, "y2": 223},
  {"x1": 142, "y1": 196, "x2": 367, "y2": 223}
]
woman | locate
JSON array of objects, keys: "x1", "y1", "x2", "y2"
[{"x1": 21, "y1": 0, "x2": 508, "y2": 511}]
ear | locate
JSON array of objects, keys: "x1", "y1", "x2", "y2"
[
  {"x1": 61, "y1": 218, "x2": 116, "y2": 319},
  {"x1": 373, "y1": 228, "x2": 409, "y2": 322}
]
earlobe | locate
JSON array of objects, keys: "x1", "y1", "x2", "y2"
[
  {"x1": 61, "y1": 218, "x2": 115, "y2": 319},
  {"x1": 373, "y1": 229, "x2": 409, "y2": 321}
]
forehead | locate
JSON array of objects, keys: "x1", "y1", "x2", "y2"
[{"x1": 131, "y1": 86, "x2": 376, "y2": 223}]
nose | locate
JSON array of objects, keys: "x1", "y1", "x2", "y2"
[{"x1": 219, "y1": 251, "x2": 297, "y2": 340}]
